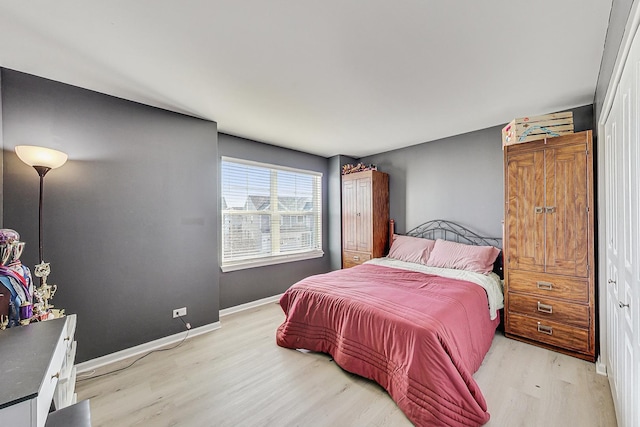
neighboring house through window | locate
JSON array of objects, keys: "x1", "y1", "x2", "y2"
[{"x1": 220, "y1": 157, "x2": 323, "y2": 271}]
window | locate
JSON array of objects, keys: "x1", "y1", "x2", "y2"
[{"x1": 220, "y1": 157, "x2": 323, "y2": 271}]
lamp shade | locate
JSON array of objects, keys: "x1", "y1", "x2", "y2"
[{"x1": 15, "y1": 145, "x2": 68, "y2": 169}]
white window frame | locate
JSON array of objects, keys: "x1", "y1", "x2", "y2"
[{"x1": 220, "y1": 156, "x2": 324, "y2": 272}]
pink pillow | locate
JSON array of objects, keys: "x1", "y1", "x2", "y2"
[
  {"x1": 388, "y1": 235, "x2": 436, "y2": 264},
  {"x1": 426, "y1": 239, "x2": 500, "y2": 274}
]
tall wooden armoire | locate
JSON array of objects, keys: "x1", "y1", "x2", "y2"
[
  {"x1": 503, "y1": 130, "x2": 596, "y2": 361},
  {"x1": 341, "y1": 170, "x2": 389, "y2": 269}
]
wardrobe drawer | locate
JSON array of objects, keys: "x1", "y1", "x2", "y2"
[
  {"x1": 508, "y1": 271, "x2": 589, "y2": 302},
  {"x1": 508, "y1": 293, "x2": 589, "y2": 328},
  {"x1": 507, "y1": 313, "x2": 589, "y2": 353},
  {"x1": 342, "y1": 251, "x2": 371, "y2": 268}
]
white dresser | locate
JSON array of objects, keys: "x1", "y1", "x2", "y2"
[{"x1": 0, "y1": 314, "x2": 77, "y2": 427}]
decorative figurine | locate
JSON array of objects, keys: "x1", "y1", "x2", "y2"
[{"x1": 33, "y1": 262, "x2": 57, "y2": 317}]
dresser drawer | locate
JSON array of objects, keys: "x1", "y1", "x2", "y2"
[
  {"x1": 508, "y1": 271, "x2": 589, "y2": 302},
  {"x1": 508, "y1": 293, "x2": 590, "y2": 328},
  {"x1": 507, "y1": 313, "x2": 589, "y2": 353},
  {"x1": 342, "y1": 251, "x2": 371, "y2": 268},
  {"x1": 53, "y1": 366, "x2": 77, "y2": 410},
  {"x1": 38, "y1": 329, "x2": 67, "y2": 426},
  {"x1": 64, "y1": 314, "x2": 77, "y2": 346}
]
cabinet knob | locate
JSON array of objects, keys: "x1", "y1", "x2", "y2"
[{"x1": 51, "y1": 372, "x2": 60, "y2": 380}]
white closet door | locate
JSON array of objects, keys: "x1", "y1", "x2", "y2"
[
  {"x1": 632, "y1": 35, "x2": 640, "y2": 427},
  {"x1": 604, "y1": 98, "x2": 620, "y2": 411},
  {"x1": 604, "y1": 23, "x2": 640, "y2": 427}
]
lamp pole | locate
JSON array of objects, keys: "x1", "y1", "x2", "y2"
[{"x1": 33, "y1": 166, "x2": 51, "y2": 266}]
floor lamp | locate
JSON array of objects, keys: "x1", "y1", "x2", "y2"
[{"x1": 15, "y1": 145, "x2": 68, "y2": 317}]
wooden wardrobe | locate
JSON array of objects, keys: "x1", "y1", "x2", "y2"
[
  {"x1": 341, "y1": 170, "x2": 389, "y2": 269},
  {"x1": 503, "y1": 130, "x2": 596, "y2": 361}
]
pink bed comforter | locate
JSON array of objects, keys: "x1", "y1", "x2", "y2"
[{"x1": 276, "y1": 263, "x2": 500, "y2": 427}]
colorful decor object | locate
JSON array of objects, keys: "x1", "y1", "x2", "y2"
[
  {"x1": 0, "y1": 230, "x2": 34, "y2": 327},
  {"x1": 502, "y1": 111, "x2": 574, "y2": 148},
  {"x1": 0, "y1": 229, "x2": 20, "y2": 246}
]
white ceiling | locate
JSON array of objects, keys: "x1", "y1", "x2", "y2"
[{"x1": 0, "y1": 1, "x2": 612, "y2": 158}]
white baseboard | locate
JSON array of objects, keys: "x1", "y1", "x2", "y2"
[
  {"x1": 595, "y1": 356, "x2": 608, "y2": 376},
  {"x1": 76, "y1": 321, "x2": 220, "y2": 374},
  {"x1": 219, "y1": 294, "x2": 283, "y2": 317}
]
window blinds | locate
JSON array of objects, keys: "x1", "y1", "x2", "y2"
[{"x1": 221, "y1": 157, "x2": 323, "y2": 270}]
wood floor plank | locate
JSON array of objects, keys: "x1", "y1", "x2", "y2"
[{"x1": 76, "y1": 302, "x2": 616, "y2": 426}]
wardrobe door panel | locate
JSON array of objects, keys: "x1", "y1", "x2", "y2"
[
  {"x1": 506, "y1": 150, "x2": 546, "y2": 272},
  {"x1": 356, "y1": 177, "x2": 372, "y2": 252},
  {"x1": 545, "y1": 143, "x2": 590, "y2": 277}
]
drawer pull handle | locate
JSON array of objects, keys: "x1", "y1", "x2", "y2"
[
  {"x1": 537, "y1": 323, "x2": 553, "y2": 335},
  {"x1": 51, "y1": 372, "x2": 60, "y2": 380},
  {"x1": 353, "y1": 256, "x2": 359, "y2": 261},
  {"x1": 537, "y1": 302, "x2": 553, "y2": 314},
  {"x1": 608, "y1": 279, "x2": 616, "y2": 285},
  {"x1": 545, "y1": 206, "x2": 556, "y2": 213},
  {"x1": 536, "y1": 281, "x2": 553, "y2": 290},
  {"x1": 535, "y1": 206, "x2": 544, "y2": 214},
  {"x1": 619, "y1": 301, "x2": 630, "y2": 309}
]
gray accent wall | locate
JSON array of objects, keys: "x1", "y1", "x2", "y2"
[
  {"x1": 0, "y1": 71, "x2": 3, "y2": 227},
  {"x1": 328, "y1": 155, "x2": 356, "y2": 271},
  {"x1": 360, "y1": 105, "x2": 594, "y2": 239},
  {"x1": 1, "y1": 69, "x2": 219, "y2": 363},
  {"x1": 594, "y1": 0, "x2": 636, "y2": 130},
  {"x1": 360, "y1": 126, "x2": 505, "y2": 238},
  {"x1": 218, "y1": 133, "x2": 331, "y2": 309}
]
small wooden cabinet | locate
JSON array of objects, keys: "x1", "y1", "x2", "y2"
[
  {"x1": 341, "y1": 170, "x2": 389, "y2": 268},
  {"x1": 504, "y1": 131, "x2": 595, "y2": 361}
]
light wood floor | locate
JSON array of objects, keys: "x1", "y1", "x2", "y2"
[{"x1": 76, "y1": 303, "x2": 617, "y2": 427}]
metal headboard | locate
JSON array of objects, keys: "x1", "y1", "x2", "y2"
[
  {"x1": 404, "y1": 219, "x2": 502, "y2": 248},
  {"x1": 391, "y1": 219, "x2": 503, "y2": 277}
]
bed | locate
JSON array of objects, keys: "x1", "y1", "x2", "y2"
[{"x1": 276, "y1": 220, "x2": 503, "y2": 427}]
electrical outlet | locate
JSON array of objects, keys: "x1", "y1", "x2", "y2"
[{"x1": 173, "y1": 307, "x2": 187, "y2": 318}]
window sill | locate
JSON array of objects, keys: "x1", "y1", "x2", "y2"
[{"x1": 221, "y1": 250, "x2": 324, "y2": 272}]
